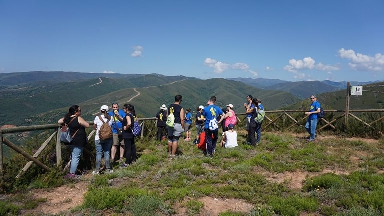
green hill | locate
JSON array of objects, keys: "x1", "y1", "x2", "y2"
[{"x1": 0, "y1": 76, "x2": 300, "y2": 126}]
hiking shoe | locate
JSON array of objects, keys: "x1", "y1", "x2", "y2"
[
  {"x1": 120, "y1": 163, "x2": 128, "y2": 168},
  {"x1": 64, "y1": 173, "x2": 76, "y2": 179}
]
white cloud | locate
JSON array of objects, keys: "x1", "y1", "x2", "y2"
[
  {"x1": 265, "y1": 66, "x2": 272, "y2": 71},
  {"x1": 338, "y1": 48, "x2": 384, "y2": 71},
  {"x1": 232, "y1": 63, "x2": 249, "y2": 70},
  {"x1": 103, "y1": 70, "x2": 115, "y2": 73},
  {"x1": 204, "y1": 58, "x2": 257, "y2": 76},
  {"x1": 204, "y1": 58, "x2": 229, "y2": 73},
  {"x1": 284, "y1": 57, "x2": 340, "y2": 75},
  {"x1": 131, "y1": 46, "x2": 143, "y2": 57}
]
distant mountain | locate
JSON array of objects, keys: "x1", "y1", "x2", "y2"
[
  {"x1": 228, "y1": 77, "x2": 288, "y2": 88},
  {"x1": 264, "y1": 81, "x2": 342, "y2": 99}
]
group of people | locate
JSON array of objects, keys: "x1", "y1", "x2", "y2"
[
  {"x1": 161, "y1": 94, "x2": 266, "y2": 158},
  {"x1": 58, "y1": 93, "x2": 320, "y2": 177},
  {"x1": 58, "y1": 103, "x2": 138, "y2": 178}
]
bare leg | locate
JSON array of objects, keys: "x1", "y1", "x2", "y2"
[
  {"x1": 171, "y1": 141, "x2": 178, "y2": 155},
  {"x1": 119, "y1": 145, "x2": 124, "y2": 159},
  {"x1": 168, "y1": 141, "x2": 172, "y2": 154},
  {"x1": 111, "y1": 145, "x2": 117, "y2": 162}
]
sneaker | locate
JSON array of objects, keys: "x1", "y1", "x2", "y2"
[
  {"x1": 120, "y1": 163, "x2": 128, "y2": 168},
  {"x1": 64, "y1": 173, "x2": 75, "y2": 179},
  {"x1": 92, "y1": 171, "x2": 100, "y2": 175},
  {"x1": 193, "y1": 139, "x2": 198, "y2": 144},
  {"x1": 105, "y1": 169, "x2": 113, "y2": 174}
]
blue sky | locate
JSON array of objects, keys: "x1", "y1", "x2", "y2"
[{"x1": 1, "y1": 0, "x2": 383, "y2": 82}]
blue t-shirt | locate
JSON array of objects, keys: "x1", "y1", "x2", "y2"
[
  {"x1": 203, "y1": 105, "x2": 224, "y2": 129},
  {"x1": 246, "y1": 103, "x2": 255, "y2": 117},
  {"x1": 185, "y1": 112, "x2": 192, "y2": 124},
  {"x1": 259, "y1": 103, "x2": 264, "y2": 111},
  {"x1": 309, "y1": 101, "x2": 321, "y2": 120},
  {"x1": 108, "y1": 109, "x2": 126, "y2": 133}
]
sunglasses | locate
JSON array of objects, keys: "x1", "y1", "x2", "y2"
[{"x1": 310, "y1": 97, "x2": 315, "y2": 99}]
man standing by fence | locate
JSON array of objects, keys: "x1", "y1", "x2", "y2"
[{"x1": 305, "y1": 95, "x2": 321, "y2": 142}]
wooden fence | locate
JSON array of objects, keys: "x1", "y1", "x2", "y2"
[{"x1": 0, "y1": 109, "x2": 383, "y2": 178}]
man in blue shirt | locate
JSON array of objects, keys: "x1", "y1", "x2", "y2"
[
  {"x1": 202, "y1": 96, "x2": 224, "y2": 157},
  {"x1": 305, "y1": 95, "x2": 321, "y2": 141},
  {"x1": 108, "y1": 103, "x2": 126, "y2": 162}
]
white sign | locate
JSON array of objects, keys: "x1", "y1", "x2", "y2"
[{"x1": 351, "y1": 86, "x2": 363, "y2": 95}]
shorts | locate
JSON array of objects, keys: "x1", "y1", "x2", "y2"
[
  {"x1": 195, "y1": 124, "x2": 204, "y2": 134},
  {"x1": 184, "y1": 123, "x2": 191, "y2": 132},
  {"x1": 167, "y1": 123, "x2": 184, "y2": 141},
  {"x1": 112, "y1": 133, "x2": 124, "y2": 146}
]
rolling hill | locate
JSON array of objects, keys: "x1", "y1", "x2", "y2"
[{"x1": 0, "y1": 73, "x2": 300, "y2": 126}]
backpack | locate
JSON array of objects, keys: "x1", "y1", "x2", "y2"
[
  {"x1": 317, "y1": 107, "x2": 325, "y2": 118},
  {"x1": 197, "y1": 131, "x2": 207, "y2": 150},
  {"x1": 254, "y1": 109, "x2": 265, "y2": 124},
  {"x1": 60, "y1": 125, "x2": 72, "y2": 144},
  {"x1": 98, "y1": 116, "x2": 113, "y2": 140},
  {"x1": 130, "y1": 115, "x2": 141, "y2": 137},
  {"x1": 60, "y1": 117, "x2": 79, "y2": 144},
  {"x1": 166, "y1": 107, "x2": 175, "y2": 127}
]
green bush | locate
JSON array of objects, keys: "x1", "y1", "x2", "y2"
[
  {"x1": 0, "y1": 200, "x2": 20, "y2": 215},
  {"x1": 303, "y1": 173, "x2": 344, "y2": 191}
]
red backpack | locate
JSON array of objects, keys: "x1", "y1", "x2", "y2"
[{"x1": 197, "y1": 131, "x2": 206, "y2": 150}]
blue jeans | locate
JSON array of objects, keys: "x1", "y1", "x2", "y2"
[
  {"x1": 305, "y1": 118, "x2": 318, "y2": 140},
  {"x1": 70, "y1": 146, "x2": 83, "y2": 174},
  {"x1": 205, "y1": 129, "x2": 218, "y2": 156},
  {"x1": 95, "y1": 138, "x2": 112, "y2": 171},
  {"x1": 255, "y1": 122, "x2": 262, "y2": 143}
]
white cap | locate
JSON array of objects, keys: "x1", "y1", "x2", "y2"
[
  {"x1": 160, "y1": 104, "x2": 167, "y2": 110},
  {"x1": 199, "y1": 105, "x2": 204, "y2": 109},
  {"x1": 100, "y1": 105, "x2": 109, "y2": 112},
  {"x1": 226, "y1": 104, "x2": 234, "y2": 108}
]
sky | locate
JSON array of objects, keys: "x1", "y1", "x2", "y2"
[{"x1": 0, "y1": 0, "x2": 383, "y2": 82}]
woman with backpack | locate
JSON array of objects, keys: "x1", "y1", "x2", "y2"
[
  {"x1": 121, "y1": 103, "x2": 137, "y2": 167},
  {"x1": 58, "y1": 105, "x2": 90, "y2": 178},
  {"x1": 92, "y1": 105, "x2": 113, "y2": 175}
]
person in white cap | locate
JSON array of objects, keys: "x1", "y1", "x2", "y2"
[
  {"x1": 156, "y1": 104, "x2": 167, "y2": 141},
  {"x1": 92, "y1": 105, "x2": 113, "y2": 174},
  {"x1": 223, "y1": 103, "x2": 237, "y2": 131},
  {"x1": 193, "y1": 105, "x2": 206, "y2": 144}
]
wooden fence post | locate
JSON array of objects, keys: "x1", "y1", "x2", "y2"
[
  {"x1": 0, "y1": 132, "x2": 3, "y2": 175},
  {"x1": 345, "y1": 82, "x2": 350, "y2": 129},
  {"x1": 56, "y1": 127, "x2": 62, "y2": 166}
]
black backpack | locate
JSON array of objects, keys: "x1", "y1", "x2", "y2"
[{"x1": 317, "y1": 108, "x2": 325, "y2": 118}]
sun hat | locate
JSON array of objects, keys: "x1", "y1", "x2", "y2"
[
  {"x1": 160, "y1": 104, "x2": 167, "y2": 110},
  {"x1": 226, "y1": 104, "x2": 234, "y2": 108},
  {"x1": 100, "y1": 105, "x2": 109, "y2": 112}
]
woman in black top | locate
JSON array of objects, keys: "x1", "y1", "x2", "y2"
[
  {"x1": 58, "y1": 105, "x2": 89, "y2": 178},
  {"x1": 121, "y1": 103, "x2": 137, "y2": 167}
]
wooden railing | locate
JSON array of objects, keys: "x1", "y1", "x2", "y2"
[{"x1": 0, "y1": 109, "x2": 383, "y2": 178}]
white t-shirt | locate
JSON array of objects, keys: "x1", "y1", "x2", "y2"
[
  {"x1": 93, "y1": 114, "x2": 112, "y2": 141},
  {"x1": 223, "y1": 130, "x2": 238, "y2": 148}
]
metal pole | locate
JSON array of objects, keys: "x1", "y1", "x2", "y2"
[{"x1": 345, "y1": 82, "x2": 350, "y2": 128}]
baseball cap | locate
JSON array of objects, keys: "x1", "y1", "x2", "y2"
[
  {"x1": 100, "y1": 105, "x2": 109, "y2": 112},
  {"x1": 228, "y1": 124, "x2": 234, "y2": 129},
  {"x1": 160, "y1": 104, "x2": 167, "y2": 110},
  {"x1": 198, "y1": 105, "x2": 204, "y2": 109},
  {"x1": 226, "y1": 104, "x2": 234, "y2": 108}
]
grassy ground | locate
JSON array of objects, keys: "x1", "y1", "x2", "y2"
[{"x1": 2, "y1": 127, "x2": 384, "y2": 215}]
